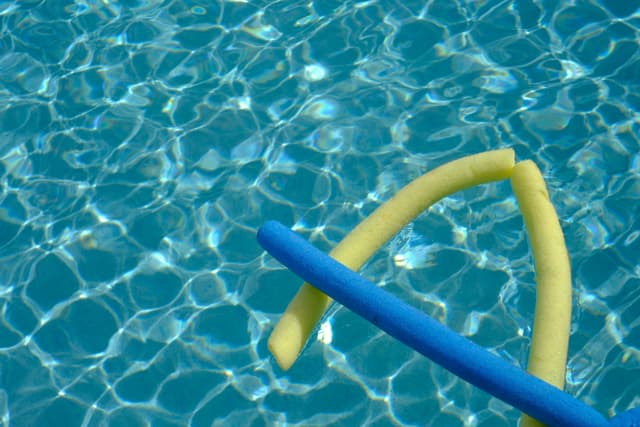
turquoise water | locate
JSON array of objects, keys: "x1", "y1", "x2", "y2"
[{"x1": 0, "y1": 1, "x2": 639, "y2": 426}]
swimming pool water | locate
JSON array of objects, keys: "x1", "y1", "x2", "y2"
[{"x1": 0, "y1": 1, "x2": 638, "y2": 426}]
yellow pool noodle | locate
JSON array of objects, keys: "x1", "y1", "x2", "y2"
[
  {"x1": 511, "y1": 161, "x2": 572, "y2": 427},
  {"x1": 268, "y1": 148, "x2": 516, "y2": 370}
]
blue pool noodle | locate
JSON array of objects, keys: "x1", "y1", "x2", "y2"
[{"x1": 258, "y1": 221, "x2": 639, "y2": 427}]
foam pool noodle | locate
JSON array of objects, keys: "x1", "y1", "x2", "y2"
[{"x1": 258, "y1": 220, "x2": 612, "y2": 427}]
